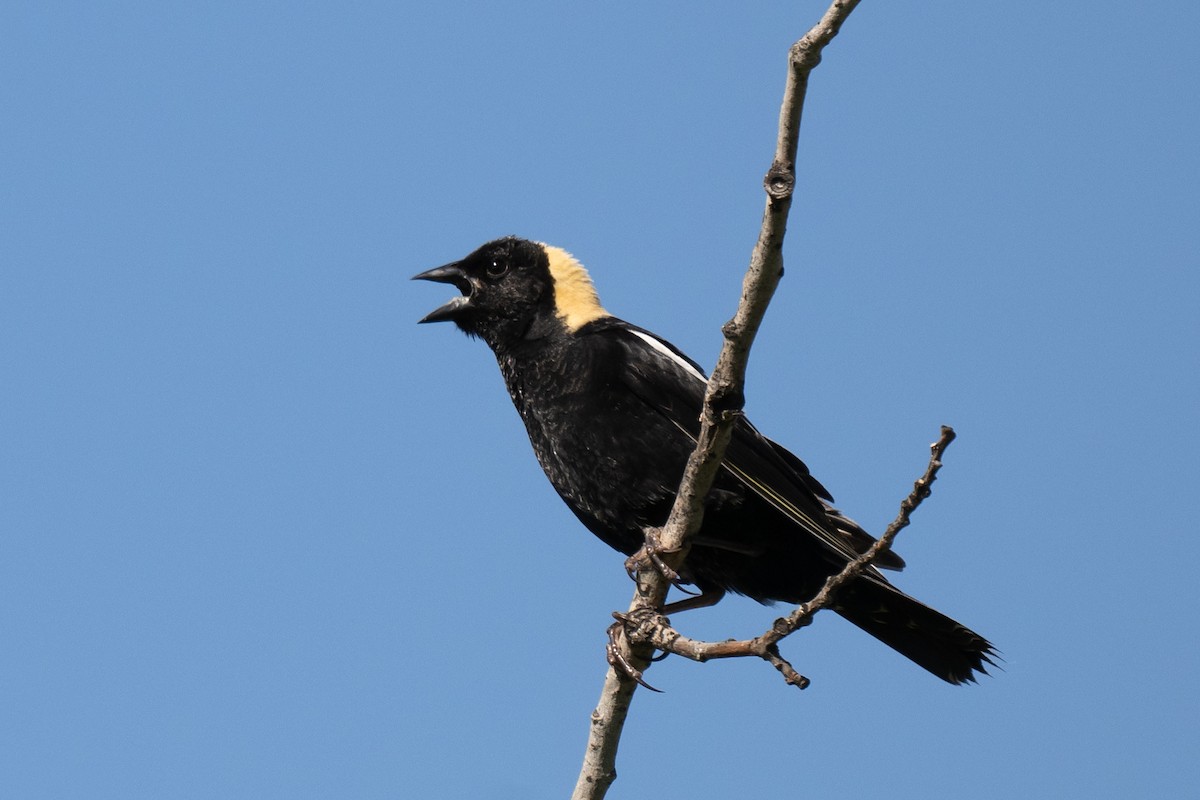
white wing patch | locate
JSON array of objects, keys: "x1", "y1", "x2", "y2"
[{"x1": 630, "y1": 330, "x2": 708, "y2": 383}]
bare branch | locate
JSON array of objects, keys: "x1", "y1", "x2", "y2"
[
  {"x1": 571, "y1": 3, "x2": 863, "y2": 798},
  {"x1": 572, "y1": 663, "x2": 641, "y2": 799},
  {"x1": 659, "y1": 0, "x2": 864, "y2": 574}
]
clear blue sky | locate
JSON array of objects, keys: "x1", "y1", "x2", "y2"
[{"x1": 4, "y1": 2, "x2": 1198, "y2": 798}]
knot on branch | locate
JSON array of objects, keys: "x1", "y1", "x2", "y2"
[
  {"x1": 711, "y1": 384, "x2": 745, "y2": 416},
  {"x1": 789, "y1": 43, "x2": 824, "y2": 72},
  {"x1": 764, "y1": 163, "x2": 795, "y2": 200}
]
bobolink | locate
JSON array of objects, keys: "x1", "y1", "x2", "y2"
[{"x1": 415, "y1": 236, "x2": 994, "y2": 683}]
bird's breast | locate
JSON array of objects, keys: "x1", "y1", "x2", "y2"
[{"x1": 497, "y1": 351, "x2": 688, "y2": 531}]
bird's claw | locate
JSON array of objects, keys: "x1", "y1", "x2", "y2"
[
  {"x1": 624, "y1": 530, "x2": 696, "y2": 597},
  {"x1": 624, "y1": 547, "x2": 676, "y2": 583},
  {"x1": 606, "y1": 616, "x2": 663, "y2": 692}
]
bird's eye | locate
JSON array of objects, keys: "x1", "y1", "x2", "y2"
[{"x1": 486, "y1": 260, "x2": 509, "y2": 279}]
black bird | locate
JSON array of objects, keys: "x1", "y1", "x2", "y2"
[{"x1": 414, "y1": 236, "x2": 994, "y2": 684}]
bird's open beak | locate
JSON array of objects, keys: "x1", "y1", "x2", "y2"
[{"x1": 412, "y1": 261, "x2": 472, "y2": 324}]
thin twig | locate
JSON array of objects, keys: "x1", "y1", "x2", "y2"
[
  {"x1": 771, "y1": 426, "x2": 957, "y2": 641},
  {"x1": 571, "y1": 3, "x2": 863, "y2": 798}
]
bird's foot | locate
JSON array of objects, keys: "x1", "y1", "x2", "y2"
[
  {"x1": 624, "y1": 529, "x2": 697, "y2": 597},
  {"x1": 606, "y1": 612, "x2": 664, "y2": 692}
]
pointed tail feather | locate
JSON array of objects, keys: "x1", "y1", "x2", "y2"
[{"x1": 833, "y1": 578, "x2": 997, "y2": 685}]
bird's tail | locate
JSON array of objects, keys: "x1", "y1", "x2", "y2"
[{"x1": 833, "y1": 578, "x2": 996, "y2": 685}]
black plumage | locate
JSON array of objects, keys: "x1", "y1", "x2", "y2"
[{"x1": 414, "y1": 236, "x2": 994, "y2": 684}]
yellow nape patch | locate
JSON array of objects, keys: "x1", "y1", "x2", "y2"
[{"x1": 542, "y1": 244, "x2": 610, "y2": 331}]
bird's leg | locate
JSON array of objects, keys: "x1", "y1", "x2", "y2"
[{"x1": 662, "y1": 586, "x2": 725, "y2": 616}]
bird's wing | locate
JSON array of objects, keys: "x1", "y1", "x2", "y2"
[{"x1": 602, "y1": 320, "x2": 899, "y2": 572}]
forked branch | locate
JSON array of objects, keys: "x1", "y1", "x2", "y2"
[{"x1": 620, "y1": 427, "x2": 957, "y2": 687}]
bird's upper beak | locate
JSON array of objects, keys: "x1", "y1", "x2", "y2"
[{"x1": 412, "y1": 261, "x2": 472, "y2": 324}]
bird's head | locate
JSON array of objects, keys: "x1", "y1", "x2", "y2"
[{"x1": 413, "y1": 237, "x2": 609, "y2": 349}]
